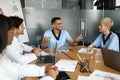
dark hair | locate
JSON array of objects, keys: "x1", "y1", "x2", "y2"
[
  {"x1": 51, "y1": 17, "x2": 61, "y2": 24},
  {"x1": 0, "y1": 15, "x2": 13, "y2": 53},
  {"x1": 9, "y1": 16, "x2": 23, "y2": 28}
]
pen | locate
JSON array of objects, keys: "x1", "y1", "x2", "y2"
[{"x1": 77, "y1": 54, "x2": 83, "y2": 62}]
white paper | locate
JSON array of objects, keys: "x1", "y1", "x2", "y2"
[
  {"x1": 0, "y1": 0, "x2": 29, "y2": 42},
  {"x1": 78, "y1": 48, "x2": 94, "y2": 54},
  {"x1": 89, "y1": 70, "x2": 120, "y2": 80},
  {"x1": 39, "y1": 51, "x2": 49, "y2": 56},
  {"x1": 21, "y1": 65, "x2": 45, "y2": 77},
  {"x1": 55, "y1": 59, "x2": 78, "y2": 72},
  {"x1": 77, "y1": 76, "x2": 89, "y2": 80}
]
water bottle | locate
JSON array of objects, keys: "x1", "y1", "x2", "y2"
[{"x1": 95, "y1": 50, "x2": 101, "y2": 63}]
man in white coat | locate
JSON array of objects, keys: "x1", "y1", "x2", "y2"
[{"x1": 4, "y1": 16, "x2": 42, "y2": 64}]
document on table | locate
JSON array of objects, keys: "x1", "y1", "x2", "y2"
[
  {"x1": 78, "y1": 70, "x2": 120, "y2": 80},
  {"x1": 77, "y1": 76, "x2": 89, "y2": 80},
  {"x1": 39, "y1": 51, "x2": 49, "y2": 56},
  {"x1": 78, "y1": 48, "x2": 94, "y2": 54},
  {"x1": 89, "y1": 70, "x2": 120, "y2": 80},
  {"x1": 55, "y1": 59, "x2": 78, "y2": 72}
]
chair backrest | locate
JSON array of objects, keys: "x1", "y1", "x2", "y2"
[{"x1": 115, "y1": 32, "x2": 120, "y2": 51}]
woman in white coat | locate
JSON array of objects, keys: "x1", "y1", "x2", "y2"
[
  {"x1": 4, "y1": 16, "x2": 42, "y2": 64},
  {"x1": 0, "y1": 15, "x2": 58, "y2": 80}
]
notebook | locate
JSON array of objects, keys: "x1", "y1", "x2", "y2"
[{"x1": 101, "y1": 48, "x2": 120, "y2": 71}]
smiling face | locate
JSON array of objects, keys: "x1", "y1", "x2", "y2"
[
  {"x1": 52, "y1": 19, "x2": 63, "y2": 31},
  {"x1": 98, "y1": 18, "x2": 113, "y2": 33},
  {"x1": 98, "y1": 23, "x2": 108, "y2": 33},
  {"x1": 9, "y1": 16, "x2": 24, "y2": 36},
  {"x1": 18, "y1": 23, "x2": 25, "y2": 34},
  {"x1": 15, "y1": 23, "x2": 25, "y2": 35}
]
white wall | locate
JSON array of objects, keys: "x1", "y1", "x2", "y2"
[
  {"x1": 0, "y1": 0, "x2": 29, "y2": 42},
  {"x1": 116, "y1": 0, "x2": 120, "y2": 6}
]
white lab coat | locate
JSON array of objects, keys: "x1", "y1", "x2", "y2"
[
  {"x1": 0, "y1": 54, "x2": 54, "y2": 80},
  {"x1": 4, "y1": 36, "x2": 37, "y2": 64}
]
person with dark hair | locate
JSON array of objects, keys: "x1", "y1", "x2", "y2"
[
  {"x1": 0, "y1": 15, "x2": 58, "y2": 80},
  {"x1": 0, "y1": 14, "x2": 13, "y2": 53},
  {"x1": 41, "y1": 17, "x2": 83, "y2": 49},
  {"x1": 4, "y1": 16, "x2": 42, "y2": 64}
]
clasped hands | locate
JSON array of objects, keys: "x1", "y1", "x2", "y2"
[{"x1": 45, "y1": 64, "x2": 58, "y2": 79}]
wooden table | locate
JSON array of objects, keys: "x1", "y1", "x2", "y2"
[{"x1": 26, "y1": 46, "x2": 120, "y2": 80}]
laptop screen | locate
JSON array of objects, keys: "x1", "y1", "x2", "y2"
[{"x1": 37, "y1": 51, "x2": 56, "y2": 64}]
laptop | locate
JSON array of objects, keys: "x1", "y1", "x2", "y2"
[
  {"x1": 37, "y1": 43, "x2": 57, "y2": 64},
  {"x1": 101, "y1": 48, "x2": 120, "y2": 71},
  {"x1": 37, "y1": 55, "x2": 55, "y2": 64}
]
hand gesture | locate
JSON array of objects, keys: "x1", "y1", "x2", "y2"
[
  {"x1": 76, "y1": 34, "x2": 83, "y2": 42},
  {"x1": 87, "y1": 44, "x2": 94, "y2": 52},
  {"x1": 45, "y1": 64, "x2": 58, "y2": 79},
  {"x1": 43, "y1": 35, "x2": 51, "y2": 43}
]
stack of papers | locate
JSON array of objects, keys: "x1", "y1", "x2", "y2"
[
  {"x1": 89, "y1": 70, "x2": 120, "y2": 80},
  {"x1": 55, "y1": 59, "x2": 78, "y2": 72},
  {"x1": 77, "y1": 76, "x2": 89, "y2": 80},
  {"x1": 78, "y1": 48, "x2": 94, "y2": 54},
  {"x1": 77, "y1": 70, "x2": 120, "y2": 80}
]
